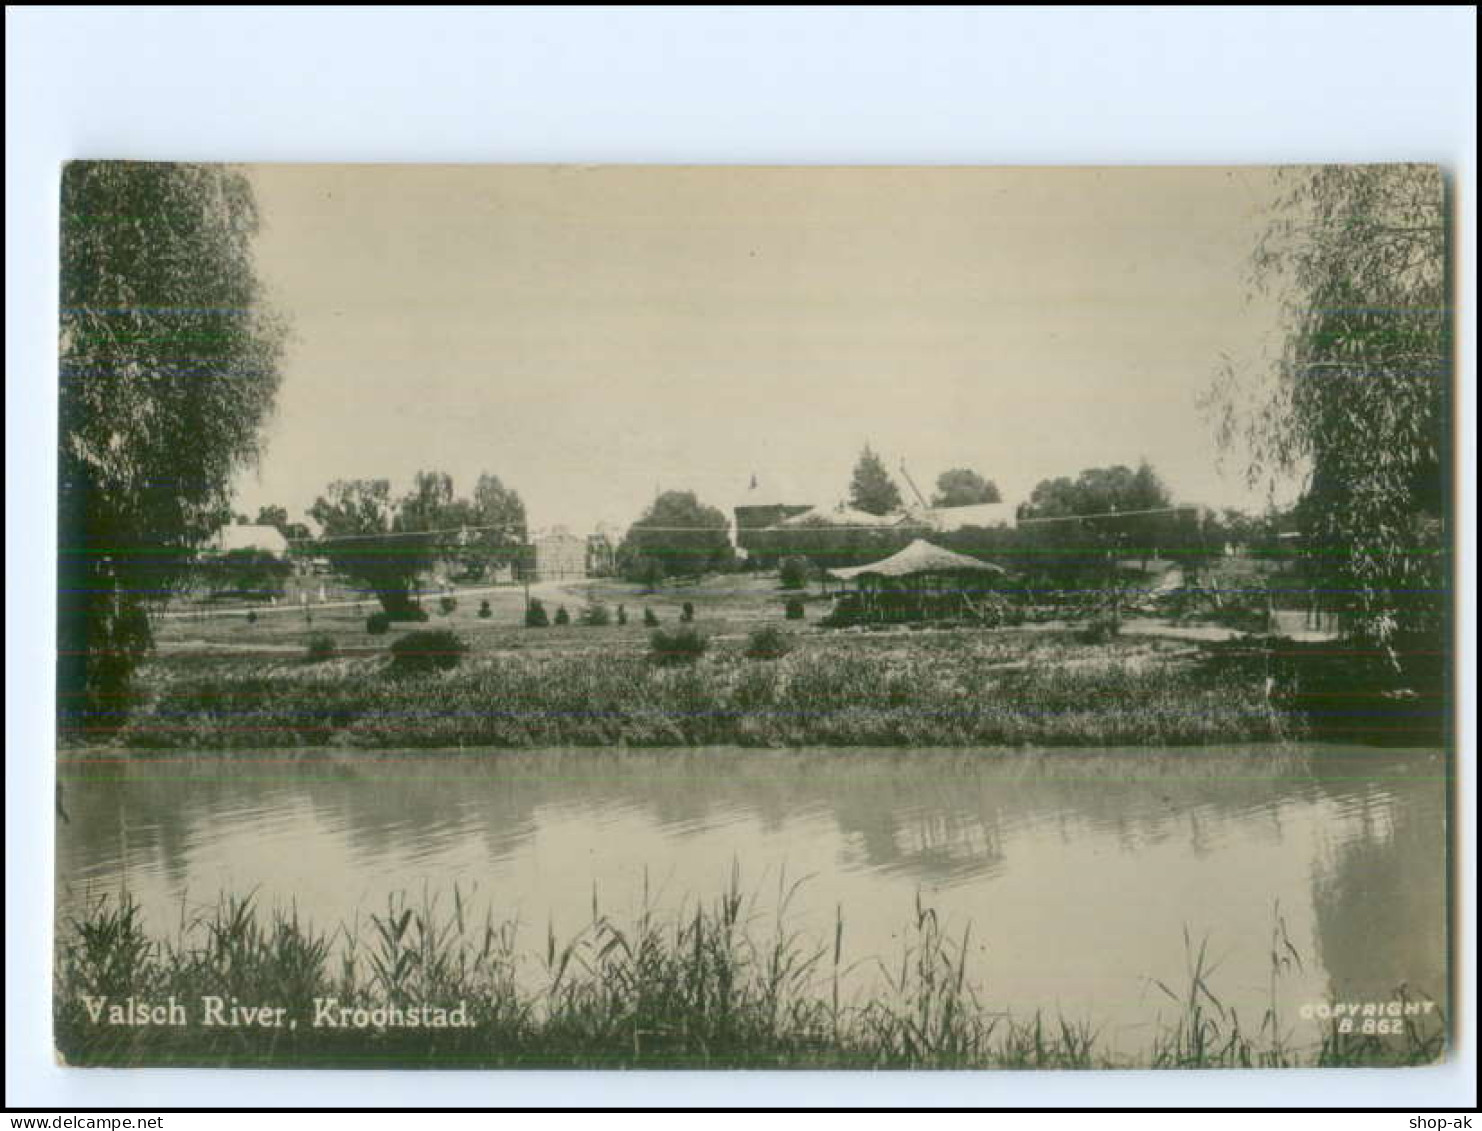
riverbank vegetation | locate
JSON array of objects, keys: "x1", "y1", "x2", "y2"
[
  {"x1": 54, "y1": 885, "x2": 1444, "y2": 1069},
  {"x1": 104, "y1": 628, "x2": 1298, "y2": 750}
]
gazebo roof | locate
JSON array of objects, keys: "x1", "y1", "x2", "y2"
[{"x1": 826, "y1": 538, "x2": 1007, "y2": 581}]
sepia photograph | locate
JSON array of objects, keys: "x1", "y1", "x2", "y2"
[{"x1": 52, "y1": 161, "x2": 1453, "y2": 1072}]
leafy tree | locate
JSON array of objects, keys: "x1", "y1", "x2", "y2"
[
  {"x1": 58, "y1": 162, "x2": 287, "y2": 719},
  {"x1": 932, "y1": 468, "x2": 1002, "y2": 507},
  {"x1": 214, "y1": 548, "x2": 291, "y2": 598},
  {"x1": 848, "y1": 445, "x2": 903, "y2": 516},
  {"x1": 1022, "y1": 462, "x2": 1168, "y2": 519},
  {"x1": 255, "y1": 504, "x2": 290, "y2": 532},
  {"x1": 395, "y1": 470, "x2": 456, "y2": 538},
  {"x1": 470, "y1": 473, "x2": 528, "y2": 564},
  {"x1": 778, "y1": 555, "x2": 813, "y2": 589},
  {"x1": 1019, "y1": 462, "x2": 1174, "y2": 584},
  {"x1": 391, "y1": 470, "x2": 528, "y2": 579},
  {"x1": 619, "y1": 490, "x2": 733, "y2": 578},
  {"x1": 309, "y1": 479, "x2": 432, "y2": 619},
  {"x1": 1206, "y1": 165, "x2": 1448, "y2": 660},
  {"x1": 620, "y1": 553, "x2": 666, "y2": 591}
]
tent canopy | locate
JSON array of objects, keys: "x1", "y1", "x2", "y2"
[{"x1": 826, "y1": 538, "x2": 1007, "y2": 581}]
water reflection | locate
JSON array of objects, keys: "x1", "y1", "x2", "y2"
[{"x1": 57, "y1": 744, "x2": 1447, "y2": 1044}]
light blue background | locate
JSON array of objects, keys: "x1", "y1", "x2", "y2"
[{"x1": 7, "y1": 5, "x2": 1476, "y2": 1111}]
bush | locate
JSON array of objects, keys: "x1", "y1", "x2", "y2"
[
  {"x1": 681, "y1": 601, "x2": 695, "y2": 623},
  {"x1": 1077, "y1": 615, "x2": 1120, "y2": 644},
  {"x1": 366, "y1": 612, "x2": 391, "y2": 635},
  {"x1": 784, "y1": 598, "x2": 806, "y2": 620},
  {"x1": 524, "y1": 598, "x2": 549, "y2": 628},
  {"x1": 304, "y1": 633, "x2": 338, "y2": 664},
  {"x1": 820, "y1": 593, "x2": 863, "y2": 628},
  {"x1": 439, "y1": 595, "x2": 457, "y2": 615},
  {"x1": 643, "y1": 607, "x2": 660, "y2": 627},
  {"x1": 779, "y1": 556, "x2": 813, "y2": 590},
  {"x1": 744, "y1": 626, "x2": 791, "y2": 660},
  {"x1": 650, "y1": 626, "x2": 706, "y2": 666},
  {"x1": 622, "y1": 554, "x2": 665, "y2": 591},
  {"x1": 478, "y1": 600, "x2": 492, "y2": 619},
  {"x1": 616, "y1": 604, "x2": 627, "y2": 626},
  {"x1": 387, "y1": 605, "x2": 430, "y2": 623},
  {"x1": 245, "y1": 610, "x2": 257, "y2": 625},
  {"x1": 389, "y1": 629, "x2": 467, "y2": 674},
  {"x1": 580, "y1": 602, "x2": 611, "y2": 627},
  {"x1": 554, "y1": 605, "x2": 570, "y2": 626}
]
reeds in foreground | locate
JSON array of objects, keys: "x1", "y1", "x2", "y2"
[{"x1": 54, "y1": 884, "x2": 1443, "y2": 1069}]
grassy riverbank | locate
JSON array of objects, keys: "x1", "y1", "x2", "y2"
[
  {"x1": 55, "y1": 886, "x2": 1443, "y2": 1069},
  {"x1": 104, "y1": 629, "x2": 1297, "y2": 750}
]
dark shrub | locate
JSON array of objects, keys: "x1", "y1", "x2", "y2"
[
  {"x1": 1078, "y1": 615, "x2": 1120, "y2": 644},
  {"x1": 305, "y1": 633, "x2": 338, "y2": 664},
  {"x1": 650, "y1": 626, "x2": 706, "y2": 666},
  {"x1": 680, "y1": 601, "x2": 695, "y2": 623},
  {"x1": 643, "y1": 607, "x2": 660, "y2": 627},
  {"x1": 366, "y1": 612, "x2": 391, "y2": 635},
  {"x1": 744, "y1": 626, "x2": 791, "y2": 660},
  {"x1": 580, "y1": 602, "x2": 611, "y2": 627},
  {"x1": 389, "y1": 629, "x2": 467, "y2": 674},
  {"x1": 478, "y1": 600, "x2": 492, "y2": 619},
  {"x1": 820, "y1": 593, "x2": 863, "y2": 628},
  {"x1": 616, "y1": 604, "x2": 627, "y2": 625},
  {"x1": 554, "y1": 605, "x2": 570, "y2": 626},
  {"x1": 784, "y1": 598, "x2": 806, "y2": 620},
  {"x1": 779, "y1": 556, "x2": 812, "y2": 590},
  {"x1": 524, "y1": 598, "x2": 549, "y2": 628},
  {"x1": 623, "y1": 554, "x2": 665, "y2": 592},
  {"x1": 245, "y1": 610, "x2": 257, "y2": 624},
  {"x1": 439, "y1": 595, "x2": 457, "y2": 616}
]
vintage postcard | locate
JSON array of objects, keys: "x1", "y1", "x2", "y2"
[{"x1": 54, "y1": 163, "x2": 1453, "y2": 1069}]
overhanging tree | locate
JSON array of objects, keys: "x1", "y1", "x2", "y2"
[
  {"x1": 58, "y1": 161, "x2": 286, "y2": 721},
  {"x1": 1206, "y1": 165, "x2": 1449, "y2": 663}
]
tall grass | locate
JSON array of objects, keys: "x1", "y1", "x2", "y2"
[
  {"x1": 115, "y1": 634, "x2": 1292, "y2": 750},
  {"x1": 54, "y1": 884, "x2": 1442, "y2": 1069}
]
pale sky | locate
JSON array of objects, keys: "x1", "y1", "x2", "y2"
[{"x1": 233, "y1": 165, "x2": 1298, "y2": 534}]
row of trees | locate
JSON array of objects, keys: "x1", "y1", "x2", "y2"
[
  {"x1": 307, "y1": 472, "x2": 528, "y2": 617},
  {"x1": 847, "y1": 444, "x2": 1002, "y2": 515}
]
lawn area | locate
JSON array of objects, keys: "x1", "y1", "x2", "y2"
[{"x1": 151, "y1": 572, "x2": 822, "y2": 663}]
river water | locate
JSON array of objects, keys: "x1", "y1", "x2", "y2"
[{"x1": 56, "y1": 744, "x2": 1448, "y2": 1058}]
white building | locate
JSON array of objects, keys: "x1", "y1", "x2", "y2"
[{"x1": 207, "y1": 524, "x2": 290, "y2": 558}]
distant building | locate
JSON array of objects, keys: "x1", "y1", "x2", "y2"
[
  {"x1": 533, "y1": 527, "x2": 587, "y2": 581},
  {"x1": 911, "y1": 502, "x2": 1019, "y2": 532},
  {"x1": 778, "y1": 504, "x2": 912, "y2": 530},
  {"x1": 586, "y1": 530, "x2": 617, "y2": 578},
  {"x1": 207, "y1": 524, "x2": 290, "y2": 558},
  {"x1": 733, "y1": 472, "x2": 813, "y2": 557}
]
